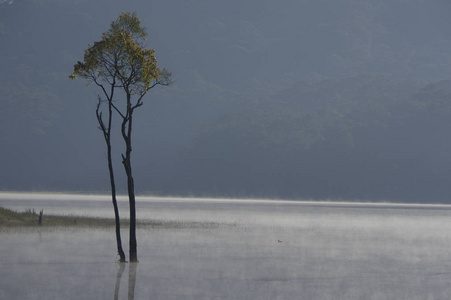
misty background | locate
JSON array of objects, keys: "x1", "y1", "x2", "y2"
[{"x1": 2, "y1": 0, "x2": 451, "y2": 202}]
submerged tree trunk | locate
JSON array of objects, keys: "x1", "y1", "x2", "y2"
[
  {"x1": 97, "y1": 97, "x2": 127, "y2": 262},
  {"x1": 123, "y1": 152, "x2": 138, "y2": 262},
  {"x1": 122, "y1": 96, "x2": 138, "y2": 262},
  {"x1": 108, "y1": 144, "x2": 127, "y2": 262}
]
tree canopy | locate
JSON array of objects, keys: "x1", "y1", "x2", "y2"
[{"x1": 71, "y1": 12, "x2": 170, "y2": 100}]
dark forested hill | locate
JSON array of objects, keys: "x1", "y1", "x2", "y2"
[
  {"x1": 2, "y1": 0, "x2": 451, "y2": 202},
  {"x1": 164, "y1": 76, "x2": 451, "y2": 201}
]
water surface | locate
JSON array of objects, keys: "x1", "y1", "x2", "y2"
[{"x1": 1, "y1": 193, "x2": 451, "y2": 299}]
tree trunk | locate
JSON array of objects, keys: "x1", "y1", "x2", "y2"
[
  {"x1": 97, "y1": 96, "x2": 127, "y2": 262},
  {"x1": 123, "y1": 144, "x2": 138, "y2": 262},
  {"x1": 122, "y1": 98, "x2": 138, "y2": 262},
  {"x1": 108, "y1": 144, "x2": 127, "y2": 262}
]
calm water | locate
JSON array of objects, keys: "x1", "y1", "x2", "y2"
[{"x1": 1, "y1": 192, "x2": 451, "y2": 299}]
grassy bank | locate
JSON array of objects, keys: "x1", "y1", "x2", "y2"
[
  {"x1": 0, "y1": 207, "x2": 224, "y2": 229},
  {"x1": 0, "y1": 207, "x2": 128, "y2": 228}
]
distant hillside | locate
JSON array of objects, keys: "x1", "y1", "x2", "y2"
[
  {"x1": 1, "y1": 0, "x2": 451, "y2": 202},
  {"x1": 161, "y1": 76, "x2": 451, "y2": 202}
]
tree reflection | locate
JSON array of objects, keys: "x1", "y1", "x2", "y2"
[
  {"x1": 114, "y1": 263, "x2": 126, "y2": 300},
  {"x1": 128, "y1": 263, "x2": 138, "y2": 299},
  {"x1": 114, "y1": 262, "x2": 138, "y2": 300}
]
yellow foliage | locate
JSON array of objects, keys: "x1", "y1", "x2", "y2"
[{"x1": 70, "y1": 12, "x2": 168, "y2": 95}]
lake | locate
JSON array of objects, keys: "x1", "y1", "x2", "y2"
[{"x1": 1, "y1": 192, "x2": 451, "y2": 299}]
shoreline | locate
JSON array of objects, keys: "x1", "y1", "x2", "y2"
[{"x1": 0, "y1": 207, "x2": 225, "y2": 230}]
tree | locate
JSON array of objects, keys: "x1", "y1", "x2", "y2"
[{"x1": 71, "y1": 12, "x2": 172, "y2": 262}]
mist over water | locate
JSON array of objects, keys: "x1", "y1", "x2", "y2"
[
  {"x1": 3, "y1": 192, "x2": 451, "y2": 225},
  {"x1": 2, "y1": 193, "x2": 451, "y2": 299}
]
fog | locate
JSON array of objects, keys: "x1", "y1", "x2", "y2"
[
  {"x1": 2, "y1": 193, "x2": 451, "y2": 299},
  {"x1": 2, "y1": 1, "x2": 451, "y2": 202}
]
